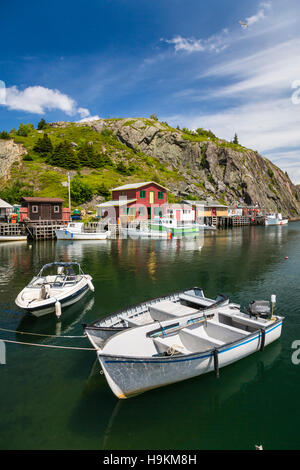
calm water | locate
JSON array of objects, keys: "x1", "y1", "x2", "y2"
[{"x1": 0, "y1": 224, "x2": 300, "y2": 450}]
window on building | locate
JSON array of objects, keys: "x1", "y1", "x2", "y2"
[
  {"x1": 140, "y1": 190, "x2": 146, "y2": 198},
  {"x1": 158, "y1": 191, "x2": 164, "y2": 199},
  {"x1": 32, "y1": 205, "x2": 38, "y2": 213},
  {"x1": 138, "y1": 207, "x2": 145, "y2": 216},
  {"x1": 54, "y1": 205, "x2": 60, "y2": 213}
]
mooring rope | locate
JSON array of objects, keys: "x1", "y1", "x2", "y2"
[
  {"x1": 0, "y1": 327, "x2": 86, "y2": 338},
  {"x1": 0, "y1": 338, "x2": 95, "y2": 351}
]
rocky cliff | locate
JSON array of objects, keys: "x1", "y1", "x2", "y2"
[
  {"x1": 1, "y1": 117, "x2": 299, "y2": 217},
  {"x1": 73, "y1": 118, "x2": 300, "y2": 217},
  {"x1": 0, "y1": 139, "x2": 26, "y2": 183}
]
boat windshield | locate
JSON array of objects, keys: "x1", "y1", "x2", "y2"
[{"x1": 28, "y1": 264, "x2": 83, "y2": 288}]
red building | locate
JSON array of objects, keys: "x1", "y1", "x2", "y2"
[{"x1": 97, "y1": 181, "x2": 168, "y2": 222}]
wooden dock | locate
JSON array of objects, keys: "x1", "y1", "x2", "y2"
[
  {"x1": 0, "y1": 223, "x2": 26, "y2": 237},
  {"x1": 24, "y1": 220, "x2": 66, "y2": 240}
]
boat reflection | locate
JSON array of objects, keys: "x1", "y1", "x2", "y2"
[{"x1": 78, "y1": 340, "x2": 281, "y2": 449}]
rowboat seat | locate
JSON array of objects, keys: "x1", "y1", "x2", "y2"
[
  {"x1": 149, "y1": 300, "x2": 199, "y2": 322},
  {"x1": 179, "y1": 293, "x2": 213, "y2": 307},
  {"x1": 179, "y1": 328, "x2": 225, "y2": 352}
]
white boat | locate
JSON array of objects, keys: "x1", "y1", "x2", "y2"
[
  {"x1": 265, "y1": 213, "x2": 288, "y2": 226},
  {"x1": 96, "y1": 298, "x2": 284, "y2": 398},
  {"x1": 84, "y1": 288, "x2": 229, "y2": 349},
  {"x1": 55, "y1": 222, "x2": 111, "y2": 240},
  {"x1": 121, "y1": 227, "x2": 169, "y2": 238},
  {"x1": 0, "y1": 235, "x2": 27, "y2": 242},
  {"x1": 15, "y1": 262, "x2": 94, "y2": 317},
  {"x1": 149, "y1": 217, "x2": 199, "y2": 235}
]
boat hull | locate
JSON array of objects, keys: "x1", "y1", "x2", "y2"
[
  {"x1": 55, "y1": 229, "x2": 110, "y2": 240},
  {"x1": 265, "y1": 219, "x2": 288, "y2": 226},
  {"x1": 16, "y1": 282, "x2": 91, "y2": 317},
  {"x1": 98, "y1": 320, "x2": 283, "y2": 398}
]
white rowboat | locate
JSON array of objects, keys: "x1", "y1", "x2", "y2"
[
  {"x1": 96, "y1": 299, "x2": 284, "y2": 398},
  {"x1": 84, "y1": 288, "x2": 229, "y2": 349},
  {"x1": 55, "y1": 222, "x2": 111, "y2": 240}
]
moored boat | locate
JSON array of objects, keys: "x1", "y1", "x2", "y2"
[
  {"x1": 149, "y1": 216, "x2": 199, "y2": 235},
  {"x1": 84, "y1": 288, "x2": 229, "y2": 349},
  {"x1": 15, "y1": 262, "x2": 94, "y2": 317},
  {"x1": 96, "y1": 298, "x2": 284, "y2": 398},
  {"x1": 265, "y1": 213, "x2": 288, "y2": 226},
  {"x1": 55, "y1": 222, "x2": 111, "y2": 240}
]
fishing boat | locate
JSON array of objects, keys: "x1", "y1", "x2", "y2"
[
  {"x1": 96, "y1": 297, "x2": 284, "y2": 398},
  {"x1": 84, "y1": 288, "x2": 229, "y2": 349},
  {"x1": 121, "y1": 227, "x2": 169, "y2": 238},
  {"x1": 149, "y1": 216, "x2": 199, "y2": 235},
  {"x1": 265, "y1": 213, "x2": 288, "y2": 226},
  {"x1": 15, "y1": 262, "x2": 94, "y2": 317},
  {"x1": 55, "y1": 222, "x2": 111, "y2": 240}
]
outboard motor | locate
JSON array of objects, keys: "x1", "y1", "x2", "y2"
[{"x1": 248, "y1": 300, "x2": 272, "y2": 319}]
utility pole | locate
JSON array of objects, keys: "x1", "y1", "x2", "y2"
[{"x1": 68, "y1": 172, "x2": 71, "y2": 221}]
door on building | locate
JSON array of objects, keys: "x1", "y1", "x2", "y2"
[
  {"x1": 147, "y1": 207, "x2": 151, "y2": 219},
  {"x1": 41, "y1": 204, "x2": 51, "y2": 219},
  {"x1": 149, "y1": 191, "x2": 155, "y2": 204}
]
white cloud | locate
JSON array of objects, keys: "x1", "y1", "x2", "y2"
[
  {"x1": 4, "y1": 86, "x2": 77, "y2": 115},
  {"x1": 76, "y1": 115, "x2": 101, "y2": 122},
  {"x1": 0, "y1": 84, "x2": 98, "y2": 121},
  {"x1": 164, "y1": 29, "x2": 229, "y2": 54}
]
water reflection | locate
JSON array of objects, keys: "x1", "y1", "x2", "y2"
[{"x1": 78, "y1": 341, "x2": 281, "y2": 449}]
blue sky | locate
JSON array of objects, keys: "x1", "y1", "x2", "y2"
[{"x1": 1, "y1": 0, "x2": 300, "y2": 181}]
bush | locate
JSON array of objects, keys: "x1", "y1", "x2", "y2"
[
  {"x1": 17, "y1": 123, "x2": 34, "y2": 137},
  {"x1": 196, "y1": 128, "x2": 216, "y2": 139},
  {"x1": 70, "y1": 178, "x2": 93, "y2": 204},
  {"x1": 150, "y1": 114, "x2": 158, "y2": 121},
  {"x1": 0, "y1": 180, "x2": 34, "y2": 204},
  {"x1": 23, "y1": 154, "x2": 33, "y2": 161}
]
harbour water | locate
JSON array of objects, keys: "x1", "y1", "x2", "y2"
[{"x1": 0, "y1": 223, "x2": 300, "y2": 450}]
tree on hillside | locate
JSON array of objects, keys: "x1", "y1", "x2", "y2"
[
  {"x1": 233, "y1": 133, "x2": 239, "y2": 145},
  {"x1": 33, "y1": 133, "x2": 53, "y2": 158},
  {"x1": 0, "y1": 131, "x2": 10, "y2": 139},
  {"x1": 150, "y1": 114, "x2": 158, "y2": 121},
  {"x1": 37, "y1": 118, "x2": 47, "y2": 130},
  {"x1": 17, "y1": 123, "x2": 34, "y2": 137},
  {"x1": 70, "y1": 177, "x2": 93, "y2": 204},
  {"x1": 49, "y1": 141, "x2": 80, "y2": 169}
]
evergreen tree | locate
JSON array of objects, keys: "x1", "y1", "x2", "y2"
[
  {"x1": 37, "y1": 118, "x2": 47, "y2": 130},
  {"x1": 233, "y1": 133, "x2": 239, "y2": 145},
  {"x1": 49, "y1": 141, "x2": 80, "y2": 169},
  {"x1": 33, "y1": 133, "x2": 53, "y2": 157},
  {"x1": 0, "y1": 131, "x2": 10, "y2": 139}
]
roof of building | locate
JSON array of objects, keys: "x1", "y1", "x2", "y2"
[
  {"x1": 112, "y1": 181, "x2": 168, "y2": 191},
  {"x1": 182, "y1": 199, "x2": 228, "y2": 208},
  {"x1": 0, "y1": 198, "x2": 13, "y2": 209},
  {"x1": 21, "y1": 197, "x2": 65, "y2": 203},
  {"x1": 97, "y1": 199, "x2": 137, "y2": 208}
]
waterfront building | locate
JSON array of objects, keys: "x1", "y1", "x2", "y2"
[
  {"x1": 19, "y1": 197, "x2": 70, "y2": 222},
  {"x1": 96, "y1": 181, "x2": 168, "y2": 223}
]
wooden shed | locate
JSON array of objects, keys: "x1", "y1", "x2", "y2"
[{"x1": 20, "y1": 197, "x2": 65, "y2": 221}]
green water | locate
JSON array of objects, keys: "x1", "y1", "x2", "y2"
[{"x1": 0, "y1": 224, "x2": 300, "y2": 450}]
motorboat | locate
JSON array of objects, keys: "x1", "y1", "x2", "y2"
[
  {"x1": 96, "y1": 297, "x2": 284, "y2": 398},
  {"x1": 149, "y1": 217, "x2": 199, "y2": 235},
  {"x1": 265, "y1": 213, "x2": 288, "y2": 226},
  {"x1": 84, "y1": 288, "x2": 229, "y2": 349},
  {"x1": 121, "y1": 227, "x2": 169, "y2": 238},
  {"x1": 55, "y1": 222, "x2": 111, "y2": 240},
  {"x1": 15, "y1": 262, "x2": 94, "y2": 317}
]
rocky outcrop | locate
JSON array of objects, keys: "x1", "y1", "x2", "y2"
[
  {"x1": 78, "y1": 118, "x2": 300, "y2": 217},
  {"x1": 0, "y1": 139, "x2": 26, "y2": 182}
]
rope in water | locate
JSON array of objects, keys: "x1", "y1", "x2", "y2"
[
  {"x1": 0, "y1": 327, "x2": 86, "y2": 338},
  {"x1": 0, "y1": 338, "x2": 95, "y2": 351}
]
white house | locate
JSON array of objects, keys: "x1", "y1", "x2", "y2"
[{"x1": 0, "y1": 198, "x2": 13, "y2": 221}]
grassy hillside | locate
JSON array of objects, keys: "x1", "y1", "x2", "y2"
[{"x1": 0, "y1": 120, "x2": 183, "y2": 208}]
